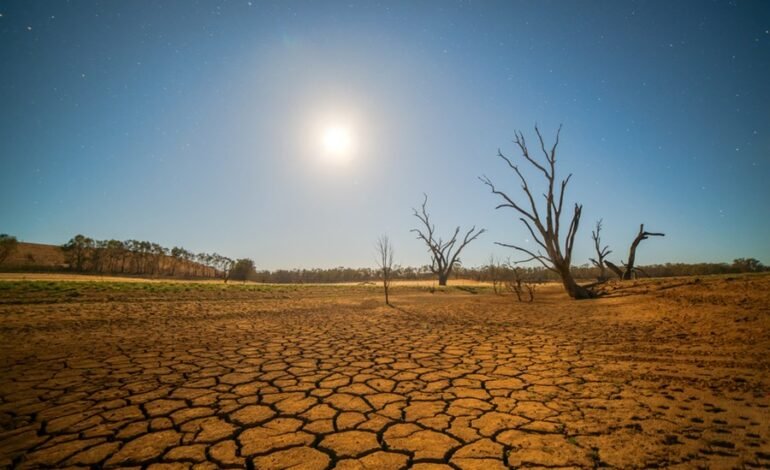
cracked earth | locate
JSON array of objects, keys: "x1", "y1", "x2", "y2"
[{"x1": 0, "y1": 275, "x2": 769, "y2": 469}]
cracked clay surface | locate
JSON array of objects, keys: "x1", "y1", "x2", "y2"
[{"x1": 0, "y1": 275, "x2": 769, "y2": 469}]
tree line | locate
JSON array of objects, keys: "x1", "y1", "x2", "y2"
[
  {"x1": 469, "y1": 258, "x2": 766, "y2": 284},
  {"x1": 250, "y1": 258, "x2": 767, "y2": 284},
  {"x1": 59, "y1": 235, "x2": 236, "y2": 280},
  {"x1": 0, "y1": 233, "x2": 764, "y2": 284}
]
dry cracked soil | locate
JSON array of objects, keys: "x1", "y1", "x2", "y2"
[{"x1": 0, "y1": 275, "x2": 769, "y2": 469}]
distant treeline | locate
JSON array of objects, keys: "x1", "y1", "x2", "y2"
[
  {"x1": 252, "y1": 266, "x2": 433, "y2": 283},
  {"x1": 59, "y1": 235, "x2": 229, "y2": 279},
  {"x1": 0, "y1": 233, "x2": 766, "y2": 283},
  {"x1": 463, "y1": 258, "x2": 767, "y2": 284},
  {"x1": 250, "y1": 259, "x2": 766, "y2": 284}
]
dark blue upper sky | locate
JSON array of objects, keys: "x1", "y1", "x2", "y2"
[{"x1": 2, "y1": 0, "x2": 768, "y2": 269}]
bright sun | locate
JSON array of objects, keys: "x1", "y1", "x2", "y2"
[{"x1": 321, "y1": 126, "x2": 353, "y2": 163}]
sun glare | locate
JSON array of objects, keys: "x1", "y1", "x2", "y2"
[{"x1": 321, "y1": 125, "x2": 353, "y2": 163}]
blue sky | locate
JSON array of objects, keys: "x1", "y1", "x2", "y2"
[{"x1": 1, "y1": 1, "x2": 768, "y2": 269}]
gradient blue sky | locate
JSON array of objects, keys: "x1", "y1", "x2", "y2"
[{"x1": 2, "y1": 1, "x2": 768, "y2": 269}]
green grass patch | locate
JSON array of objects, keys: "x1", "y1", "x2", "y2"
[{"x1": 0, "y1": 279, "x2": 380, "y2": 304}]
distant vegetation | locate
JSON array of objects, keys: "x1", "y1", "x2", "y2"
[
  {"x1": 230, "y1": 258, "x2": 257, "y2": 282},
  {"x1": 251, "y1": 260, "x2": 766, "y2": 284},
  {"x1": 470, "y1": 259, "x2": 767, "y2": 285},
  {"x1": 56, "y1": 235, "x2": 234, "y2": 280},
  {"x1": 0, "y1": 233, "x2": 764, "y2": 284}
]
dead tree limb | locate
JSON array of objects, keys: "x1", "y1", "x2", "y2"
[
  {"x1": 411, "y1": 194, "x2": 485, "y2": 286},
  {"x1": 604, "y1": 260, "x2": 625, "y2": 279},
  {"x1": 525, "y1": 283, "x2": 537, "y2": 302},
  {"x1": 622, "y1": 224, "x2": 664, "y2": 280}
]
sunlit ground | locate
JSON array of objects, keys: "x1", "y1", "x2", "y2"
[{"x1": 1, "y1": 274, "x2": 769, "y2": 468}]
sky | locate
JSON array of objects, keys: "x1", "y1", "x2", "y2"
[{"x1": 1, "y1": 0, "x2": 768, "y2": 270}]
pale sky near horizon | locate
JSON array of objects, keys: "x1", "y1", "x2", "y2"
[{"x1": 2, "y1": 1, "x2": 769, "y2": 270}]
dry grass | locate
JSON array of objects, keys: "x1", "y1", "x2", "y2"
[{"x1": 0, "y1": 242, "x2": 66, "y2": 269}]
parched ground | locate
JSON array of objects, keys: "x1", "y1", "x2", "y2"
[{"x1": 0, "y1": 275, "x2": 769, "y2": 469}]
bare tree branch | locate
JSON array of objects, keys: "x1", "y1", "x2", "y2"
[
  {"x1": 622, "y1": 224, "x2": 665, "y2": 280},
  {"x1": 518, "y1": 128, "x2": 549, "y2": 178},
  {"x1": 519, "y1": 217, "x2": 549, "y2": 252},
  {"x1": 494, "y1": 242, "x2": 555, "y2": 272},
  {"x1": 590, "y1": 219, "x2": 612, "y2": 281}
]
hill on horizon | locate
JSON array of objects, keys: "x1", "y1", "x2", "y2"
[
  {"x1": 0, "y1": 241, "x2": 66, "y2": 271},
  {"x1": 0, "y1": 241, "x2": 221, "y2": 279}
]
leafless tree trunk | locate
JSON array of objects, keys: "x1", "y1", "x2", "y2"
[
  {"x1": 508, "y1": 280, "x2": 523, "y2": 302},
  {"x1": 622, "y1": 224, "x2": 665, "y2": 280},
  {"x1": 411, "y1": 194, "x2": 485, "y2": 286},
  {"x1": 481, "y1": 125, "x2": 594, "y2": 299},
  {"x1": 376, "y1": 235, "x2": 394, "y2": 305},
  {"x1": 487, "y1": 255, "x2": 503, "y2": 295},
  {"x1": 525, "y1": 282, "x2": 537, "y2": 301},
  {"x1": 589, "y1": 219, "x2": 611, "y2": 281},
  {"x1": 604, "y1": 260, "x2": 624, "y2": 279}
]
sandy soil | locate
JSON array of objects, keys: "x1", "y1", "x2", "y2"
[{"x1": 0, "y1": 275, "x2": 768, "y2": 469}]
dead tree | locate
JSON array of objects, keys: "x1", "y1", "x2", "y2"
[
  {"x1": 589, "y1": 219, "x2": 611, "y2": 281},
  {"x1": 481, "y1": 125, "x2": 595, "y2": 299},
  {"x1": 411, "y1": 194, "x2": 485, "y2": 286},
  {"x1": 622, "y1": 224, "x2": 664, "y2": 280},
  {"x1": 506, "y1": 267, "x2": 536, "y2": 302},
  {"x1": 376, "y1": 235, "x2": 394, "y2": 305}
]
